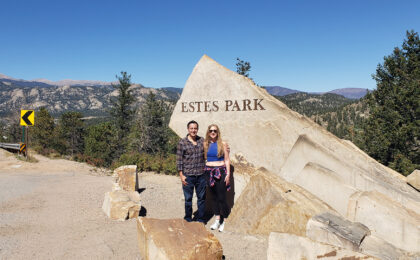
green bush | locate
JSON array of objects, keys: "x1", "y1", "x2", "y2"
[{"x1": 114, "y1": 152, "x2": 178, "y2": 175}]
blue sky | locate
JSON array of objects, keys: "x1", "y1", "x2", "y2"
[{"x1": 1, "y1": 0, "x2": 419, "y2": 92}]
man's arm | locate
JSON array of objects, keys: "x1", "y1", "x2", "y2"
[{"x1": 176, "y1": 140, "x2": 188, "y2": 186}]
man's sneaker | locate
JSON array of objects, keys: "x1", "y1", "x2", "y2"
[
  {"x1": 218, "y1": 221, "x2": 225, "y2": 232},
  {"x1": 210, "y1": 219, "x2": 220, "y2": 230}
]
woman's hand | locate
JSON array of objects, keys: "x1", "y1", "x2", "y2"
[{"x1": 224, "y1": 174, "x2": 230, "y2": 186}]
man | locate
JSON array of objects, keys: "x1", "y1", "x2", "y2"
[{"x1": 176, "y1": 120, "x2": 206, "y2": 223}]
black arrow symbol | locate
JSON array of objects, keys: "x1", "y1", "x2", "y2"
[{"x1": 22, "y1": 111, "x2": 33, "y2": 126}]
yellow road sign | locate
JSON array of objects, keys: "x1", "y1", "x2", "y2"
[{"x1": 20, "y1": 110, "x2": 35, "y2": 126}]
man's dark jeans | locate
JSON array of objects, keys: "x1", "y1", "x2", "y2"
[{"x1": 182, "y1": 174, "x2": 206, "y2": 223}]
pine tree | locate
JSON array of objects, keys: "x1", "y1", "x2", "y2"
[
  {"x1": 109, "y1": 71, "x2": 136, "y2": 157},
  {"x1": 57, "y1": 111, "x2": 84, "y2": 156},
  {"x1": 236, "y1": 58, "x2": 251, "y2": 78},
  {"x1": 32, "y1": 107, "x2": 55, "y2": 151},
  {"x1": 363, "y1": 30, "x2": 420, "y2": 175},
  {"x1": 84, "y1": 122, "x2": 117, "y2": 167},
  {"x1": 129, "y1": 92, "x2": 171, "y2": 154}
]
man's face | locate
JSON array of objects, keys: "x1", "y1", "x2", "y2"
[{"x1": 188, "y1": 123, "x2": 198, "y2": 138}]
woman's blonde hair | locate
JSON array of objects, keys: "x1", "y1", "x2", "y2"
[{"x1": 204, "y1": 124, "x2": 224, "y2": 160}]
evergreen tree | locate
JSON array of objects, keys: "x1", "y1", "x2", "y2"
[
  {"x1": 363, "y1": 30, "x2": 420, "y2": 175},
  {"x1": 236, "y1": 58, "x2": 251, "y2": 77},
  {"x1": 57, "y1": 111, "x2": 84, "y2": 156},
  {"x1": 32, "y1": 107, "x2": 55, "y2": 151},
  {"x1": 129, "y1": 92, "x2": 171, "y2": 154},
  {"x1": 109, "y1": 71, "x2": 136, "y2": 157},
  {"x1": 84, "y1": 122, "x2": 116, "y2": 167}
]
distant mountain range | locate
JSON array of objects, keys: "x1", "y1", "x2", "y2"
[
  {"x1": 0, "y1": 73, "x2": 369, "y2": 118},
  {"x1": 0, "y1": 73, "x2": 181, "y2": 118},
  {"x1": 263, "y1": 86, "x2": 369, "y2": 99}
]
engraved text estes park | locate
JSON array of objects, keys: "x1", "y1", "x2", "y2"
[{"x1": 181, "y1": 99, "x2": 265, "y2": 112}]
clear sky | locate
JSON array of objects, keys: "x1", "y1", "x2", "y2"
[{"x1": 1, "y1": 0, "x2": 419, "y2": 92}]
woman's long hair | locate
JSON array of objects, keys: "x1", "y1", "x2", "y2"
[{"x1": 204, "y1": 124, "x2": 224, "y2": 160}]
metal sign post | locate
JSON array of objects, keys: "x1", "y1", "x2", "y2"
[{"x1": 20, "y1": 110, "x2": 35, "y2": 159}]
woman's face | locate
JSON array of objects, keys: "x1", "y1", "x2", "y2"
[{"x1": 209, "y1": 126, "x2": 218, "y2": 139}]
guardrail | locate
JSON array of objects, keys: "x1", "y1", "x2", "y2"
[
  {"x1": 0, "y1": 142, "x2": 26, "y2": 155},
  {"x1": 0, "y1": 142, "x2": 20, "y2": 150}
]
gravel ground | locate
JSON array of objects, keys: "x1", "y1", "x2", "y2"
[{"x1": 0, "y1": 149, "x2": 267, "y2": 260}]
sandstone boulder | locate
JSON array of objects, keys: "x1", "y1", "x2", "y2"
[
  {"x1": 360, "y1": 235, "x2": 419, "y2": 260},
  {"x1": 227, "y1": 166, "x2": 335, "y2": 236},
  {"x1": 136, "y1": 218, "x2": 223, "y2": 260},
  {"x1": 347, "y1": 191, "x2": 420, "y2": 253},
  {"x1": 114, "y1": 165, "x2": 137, "y2": 191},
  {"x1": 306, "y1": 212, "x2": 370, "y2": 251},
  {"x1": 267, "y1": 232, "x2": 376, "y2": 260},
  {"x1": 407, "y1": 169, "x2": 420, "y2": 190},
  {"x1": 102, "y1": 190, "x2": 141, "y2": 220}
]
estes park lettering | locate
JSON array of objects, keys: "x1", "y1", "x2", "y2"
[{"x1": 181, "y1": 99, "x2": 265, "y2": 112}]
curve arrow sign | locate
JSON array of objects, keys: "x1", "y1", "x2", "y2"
[{"x1": 20, "y1": 110, "x2": 35, "y2": 126}]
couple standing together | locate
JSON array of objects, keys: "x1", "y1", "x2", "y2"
[{"x1": 176, "y1": 120, "x2": 231, "y2": 232}]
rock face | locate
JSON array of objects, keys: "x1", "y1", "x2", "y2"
[
  {"x1": 169, "y1": 55, "x2": 420, "y2": 254},
  {"x1": 227, "y1": 166, "x2": 335, "y2": 236},
  {"x1": 306, "y1": 212, "x2": 370, "y2": 251},
  {"x1": 114, "y1": 165, "x2": 137, "y2": 191},
  {"x1": 102, "y1": 190, "x2": 141, "y2": 221},
  {"x1": 267, "y1": 232, "x2": 376, "y2": 260},
  {"x1": 407, "y1": 169, "x2": 420, "y2": 190},
  {"x1": 136, "y1": 218, "x2": 223, "y2": 260},
  {"x1": 360, "y1": 235, "x2": 418, "y2": 260},
  {"x1": 347, "y1": 191, "x2": 420, "y2": 253}
]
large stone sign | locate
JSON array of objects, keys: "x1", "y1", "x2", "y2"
[{"x1": 169, "y1": 55, "x2": 420, "y2": 254}]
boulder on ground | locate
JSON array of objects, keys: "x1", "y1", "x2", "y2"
[
  {"x1": 114, "y1": 165, "x2": 137, "y2": 191},
  {"x1": 360, "y1": 234, "x2": 419, "y2": 260},
  {"x1": 267, "y1": 232, "x2": 376, "y2": 260},
  {"x1": 102, "y1": 190, "x2": 141, "y2": 221},
  {"x1": 347, "y1": 191, "x2": 420, "y2": 253},
  {"x1": 407, "y1": 169, "x2": 420, "y2": 190},
  {"x1": 227, "y1": 166, "x2": 335, "y2": 236},
  {"x1": 136, "y1": 218, "x2": 223, "y2": 260},
  {"x1": 306, "y1": 212, "x2": 370, "y2": 251}
]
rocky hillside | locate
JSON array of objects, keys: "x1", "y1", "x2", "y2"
[
  {"x1": 265, "y1": 85, "x2": 368, "y2": 99},
  {"x1": 0, "y1": 78, "x2": 181, "y2": 117},
  {"x1": 276, "y1": 92, "x2": 355, "y2": 116}
]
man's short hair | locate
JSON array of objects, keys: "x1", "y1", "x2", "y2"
[{"x1": 187, "y1": 120, "x2": 199, "y2": 128}]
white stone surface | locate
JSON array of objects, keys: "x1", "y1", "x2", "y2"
[
  {"x1": 347, "y1": 191, "x2": 420, "y2": 253},
  {"x1": 267, "y1": 232, "x2": 375, "y2": 260},
  {"x1": 360, "y1": 235, "x2": 419, "y2": 260}
]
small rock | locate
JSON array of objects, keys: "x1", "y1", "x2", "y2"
[
  {"x1": 102, "y1": 190, "x2": 141, "y2": 221},
  {"x1": 306, "y1": 212, "x2": 370, "y2": 251},
  {"x1": 114, "y1": 165, "x2": 137, "y2": 191}
]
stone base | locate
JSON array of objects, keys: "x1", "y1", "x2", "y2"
[
  {"x1": 102, "y1": 190, "x2": 141, "y2": 221},
  {"x1": 137, "y1": 218, "x2": 223, "y2": 260}
]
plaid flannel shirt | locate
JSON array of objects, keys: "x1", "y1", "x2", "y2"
[{"x1": 176, "y1": 135, "x2": 205, "y2": 176}]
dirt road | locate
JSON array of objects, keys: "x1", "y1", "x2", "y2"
[{"x1": 0, "y1": 150, "x2": 266, "y2": 259}]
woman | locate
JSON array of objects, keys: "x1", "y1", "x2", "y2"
[{"x1": 204, "y1": 124, "x2": 230, "y2": 232}]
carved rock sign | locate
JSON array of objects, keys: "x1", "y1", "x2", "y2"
[{"x1": 169, "y1": 55, "x2": 420, "y2": 253}]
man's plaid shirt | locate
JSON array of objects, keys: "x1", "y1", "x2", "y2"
[{"x1": 176, "y1": 135, "x2": 205, "y2": 176}]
